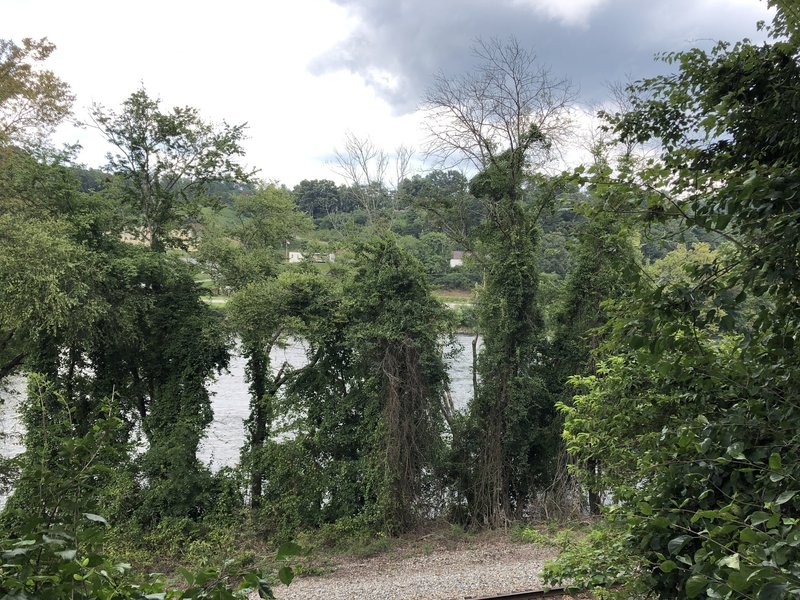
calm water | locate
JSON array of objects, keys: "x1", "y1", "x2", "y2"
[{"x1": 1, "y1": 335, "x2": 480, "y2": 472}]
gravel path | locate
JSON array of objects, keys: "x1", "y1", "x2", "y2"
[{"x1": 269, "y1": 537, "x2": 556, "y2": 600}]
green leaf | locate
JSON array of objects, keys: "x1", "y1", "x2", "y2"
[
  {"x1": 740, "y1": 528, "x2": 760, "y2": 543},
  {"x1": 716, "y1": 213, "x2": 733, "y2": 230},
  {"x1": 668, "y1": 534, "x2": 692, "y2": 555},
  {"x1": 686, "y1": 575, "x2": 708, "y2": 598},
  {"x1": 276, "y1": 542, "x2": 302, "y2": 561},
  {"x1": 749, "y1": 511, "x2": 770, "y2": 525},
  {"x1": 758, "y1": 583, "x2": 787, "y2": 600},
  {"x1": 178, "y1": 566, "x2": 194, "y2": 587},
  {"x1": 788, "y1": 529, "x2": 800, "y2": 548},
  {"x1": 660, "y1": 560, "x2": 678, "y2": 573},
  {"x1": 727, "y1": 442, "x2": 746, "y2": 460},
  {"x1": 278, "y1": 566, "x2": 294, "y2": 586},
  {"x1": 775, "y1": 490, "x2": 797, "y2": 505},
  {"x1": 728, "y1": 569, "x2": 751, "y2": 593},
  {"x1": 768, "y1": 453, "x2": 781, "y2": 470}
]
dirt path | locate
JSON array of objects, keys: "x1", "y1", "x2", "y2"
[{"x1": 270, "y1": 535, "x2": 556, "y2": 600}]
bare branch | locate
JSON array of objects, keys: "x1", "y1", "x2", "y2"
[
  {"x1": 422, "y1": 37, "x2": 575, "y2": 175},
  {"x1": 331, "y1": 132, "x2": 416, "y2": 223}
]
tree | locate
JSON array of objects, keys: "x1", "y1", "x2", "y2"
[
  {"x1": 0, "y1": 38, "x2": 81, "y2": 221},
  {"x1": 0, "y1": 216, "x2": 106, "y2": 384},
  {"x1": 231, "y1": 184, "x2": 311, "y2": 252},
  {"x1": 331, "y1": 133, "x2": 413, "y2": 223},
  {"x1": 292, "y1": 178, "x2": 354, "y2": 218},
  {"x1": 0, "y1": 38, "x2": 73, "y2": 148},
  {"x1": 89, "y1": 87, "x2": 253, "y2": 251},
  {"x1": 56, "y1": 245, "x2": 231, "y2": 523},
  {"x1": 227, "y1": 235, "x2": 452, "y2": 535},
  {"x1": 548, "y1": 204, "x2": 639, "y2": 514},
  {"x1": 423, "y1": 37, "x2": 574, "y2": 528},
  {"x1": 550, "y1": 4, "x2": 800, "y2": 597},
  {"x1": 405, "y1": 170, "x2": 485, "y2": 246},
  {"x1": 198, "y1": 184, "x2": 312, "y2": 511},
  {"x1": 227, "y1": 271, "x2": 336, "y2": 509},
  {"x1": 342, "y1": 235, "x2": 451, "y2": 531},
  {"x1": 424, "y1": 37, "x2": 573, "y2": 176}
]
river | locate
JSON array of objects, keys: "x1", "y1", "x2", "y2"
[{"x1": 0, "y1": 334, "x2": 480, "y2": 472}]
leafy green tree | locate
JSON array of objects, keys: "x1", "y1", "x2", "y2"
[
  {"x1": 292, "y1": 178, "x2": 355, "y2": 218},
  {"x1": 89, "y1": 87, "x2": 253, "y2": 251},
  {"x1": 0, "y1": 37, "x2": 72, "y2": 148},
  {"x1": 198, "y1": 184, "x2": 313, "y2": 515},
  {"x1": 85, "y1": 248, "x2": 229, "y2": 523},
  {"x1": 462, "y1": 162, "x2": 553, "y2": 528},
  {"x1": 404, "y1": 170, "x2": 484, "y2": 251},
  {"x1": 228, "y1": 235, "x2": 451, "y2": 535},
  {"x1": 551, "y1": 4, "x2": 800, "y2": 597},
  {"x1": 0, "y1": 216, "x2": 106, "y2": 383},
  {"x1": 548, "y1": 204, "x2": 639, "y2": 514},
  {"x1": 227, "y1": 271, "x2": 337, "y2": 509},
  {"x1": 198, "y1": 183, "x2": 311, "y2": 290}
]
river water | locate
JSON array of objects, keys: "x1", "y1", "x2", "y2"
[{"x1": 0, "y1": 335, "x2": 480, "y2": 472}]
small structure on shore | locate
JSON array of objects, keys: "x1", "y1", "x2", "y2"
[{"x1": 450, "y1": 250, "x2": 465, "y2": 268}]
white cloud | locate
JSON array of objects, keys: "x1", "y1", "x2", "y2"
[
  {"x1": 1, "y1": 0, "x2": 773, "y2": 186},
  {"x1": 3, "y1": 0, "x2": 394, "y2": 185}
]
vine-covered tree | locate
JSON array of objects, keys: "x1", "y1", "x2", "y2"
[
  {"x1": 424, "y1": 37, "x2": 574, "y2": 527},
  {"x1": 342, "y1": 235, "x2": 451, "y2": 531}
]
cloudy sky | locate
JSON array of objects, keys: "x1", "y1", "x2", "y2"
[{"x1": 3, "y1": 0, "x2": 771, "y2": 186}]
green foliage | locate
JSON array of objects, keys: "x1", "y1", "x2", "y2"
[
  {"x1": 0, "y1": 215, "x2": 106, "y2": 382},
  {"x1": 556, "y1": 6, "x2": 800, "y2": 597},
  {"x1": 456, "y1": 170, "x2": 561, "y2": 527},
  {"x1": 0, "y1": 378, "x2": 275, "y2": 598},
  {"x1": 511, "y1": 525, "x2": 556, "y2": 547},
  {"x1": 0, "y1": 37, "x2": 73, "y2": 148},
  {"x1": 89, "y1": 86, "x2": 253, "y2": 251},
  {"x1": 543, "y1": 521, "x2": 648, "y2": 596},
  {"x1": 197, "y1": 183, "x2": 311, "y2": 291},
  {"x1": 342, "y1": 234, "x2": 451, "y2": 531},
  {"x1": 230, "y1": 234, "x2": 451, "y2": 536},
  {"x1": 292, "y1": 178, "x2": 356, "y2": 218}
]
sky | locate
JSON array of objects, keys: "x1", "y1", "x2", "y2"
[{"x1": 3, "y1": 0, "x2": 772, "y2": 187}]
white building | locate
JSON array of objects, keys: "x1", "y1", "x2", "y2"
[{"x1": 450, "y1": 250, "x2": 465, "y2": 268}]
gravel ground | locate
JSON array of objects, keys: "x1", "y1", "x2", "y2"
[{"x1": 267, "y1": 537, "x2": 556, "y2": 600}]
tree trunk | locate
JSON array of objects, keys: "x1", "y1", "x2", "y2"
[
  {"x1": 247, "y1": 346, "x2": 268, "y2": 508},
  {"x1": 588, "y1": 458, "x2": 601, "y2": 516}
]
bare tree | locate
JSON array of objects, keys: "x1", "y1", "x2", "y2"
[
  {"x1": 423, "y1": 37, "x2": 574, "y2": 176},
  {"x1": 331, "y1": 132, "x2": 414, "y2": 224}
]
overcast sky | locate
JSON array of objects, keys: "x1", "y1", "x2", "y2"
[{"x1": 3, "y1": 0, "x2": 772, "y2": 186}]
